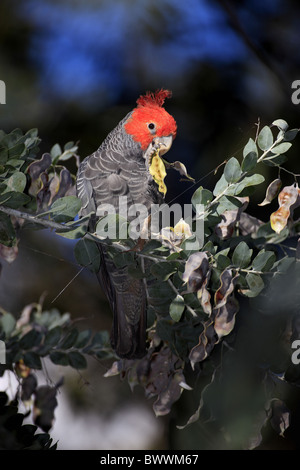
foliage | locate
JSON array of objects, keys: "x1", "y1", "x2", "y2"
[{"x1": 0, "y1": 121, "x2": 300, "y2": 449}]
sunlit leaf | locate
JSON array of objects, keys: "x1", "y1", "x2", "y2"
[
  {"x1": 233, "y1": 174, "x2": 265, "y2": 195},
  {"x1": 213, "y1": 174, "x2": 228, "y2": 196},
  {"x1": 169, "y1": 295, "x2": 185, "y2": 322},
  {"x1": 243, "y1": 137, "x2": 258, "y2": 158},
  {"x1": 251, "y1": 250, "x2": 276, "y2": 272},
  {"x1": 257, "y1": 125, "x2": 273, "y2": 150},
  {"x1": 191, "y1": 186, "x2": 213, "y2": 209},
  {"x1": 272, "y1": 119, "x2": 289, "y2": 131},
  {"x1": 224, "y1": 157, "x2": 242, "y2": 183},
  {"x1": 271, "y1": 142, "x2": 292, "y2": 155},
  {"x1": 3, "y1": 171, "x2": 26, "y2": 193}
]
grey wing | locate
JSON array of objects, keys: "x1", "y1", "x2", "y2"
[{"x1": 76, "y1": 156, "x2": 97, "y2": 218}]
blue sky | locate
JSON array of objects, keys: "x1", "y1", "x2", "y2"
[
  {"x1": 15, "y1": 0, "x2": 284, "y2": 114},
  {"x1": 19, "y1": 0, "x2": 251, "y2": 105}
]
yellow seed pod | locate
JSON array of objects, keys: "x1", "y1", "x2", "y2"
[{"x1": 149, "y1": 150, "x2": 167, "y2": 196}]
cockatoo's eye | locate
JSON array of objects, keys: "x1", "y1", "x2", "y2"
[{"x1": 147, "y1": 122, "x2": 156, "y2": 133}]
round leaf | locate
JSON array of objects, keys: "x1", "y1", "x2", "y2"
[
  {"x1": 232, "y1": 241, "x2": 253, "y2": 268},
  {"x1": 242, "y1": 151, "x2": 257, "y2": 172},
  {"x1": 224, "y1": 157, "x2": 242, "y2": 183},
  {"x1": 169, "y1": 295, "x2": 185, "y2": 322},
  {"x1": 74, "y1": 239, "x2": 101, "y2": 273},
  {"x1": 67, "y1": 351, "x2": 87, "y2": 369},
  {"x1": 191, "y1": 187, "x2": 213, "y2": 209},
  {"x1": 257, "y1": 126, "x2": 273, "y2": 150}
]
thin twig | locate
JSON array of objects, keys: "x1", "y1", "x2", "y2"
[{"x1": 0, "y1": 205, "x2": 65, "y2": 230}]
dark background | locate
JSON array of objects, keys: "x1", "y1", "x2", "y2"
[{"x1": 0, "y1": 0, "x2": 299, "y2": 450}]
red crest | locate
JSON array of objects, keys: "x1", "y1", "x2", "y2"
[{"x1": 136, "y1": 89, "x2": 172, "y2": 108}]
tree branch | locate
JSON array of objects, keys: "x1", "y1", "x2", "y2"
[{"x1": 0, "y1": 205, "x2": 65, "y2": 230}]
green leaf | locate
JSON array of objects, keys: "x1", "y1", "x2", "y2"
[
  {"x1": 44, "y1": 327, "x2": 62, "y2": 346},
  {"x1": 3, "y1": 172, "x2": 27, "y2": 193},
  {"x1": 74, "y1": 238, "x2": 100, "y2": 273},
  {"x1": 232, "y1": 241, "x2": 253, "y2": 268},
  {"x1": 50, "y1": 196, "x2": 81, "y2": 222},
  {"x1": 148, "y1": 282, "x2": 176, "y2": 307},
  {"x1": 284, "y1": 129, "x2": 299, "y2": 141},
  {"x1": 111, "y1": 250, "x2": 135, "y2": 268},
  {"x1": 67, "y1": 351, "x2": 87, "y2": 369},
  {"x1": 257, "y1": 126, "x2": 273, "y2": 150},
  {"x1": 50, "y1": 143, "x2": 62, "y2": 162},
  {"x1": 224, "y1": 157, "x2": 242, "y2": 183},
  {"x1": 0, "y1": 191, "x2": 31, "y2": 209},
  {"x1": 58, "y1": 144, "x2": 78, "y2": 162},
  {"x1": 244, "y1": 272, "x2": 265, "y2": 297},
  {"x1": 169, "y1": 295, "x2": 185, "y2": 322},
  {"x1": 271, "y1": 142, "x2": 292, "y2": 155},
  {"x1": 233, "y1": 174, "x2": 265, "y2": 195},
  {"x1": 75, "y1": 329, "x2": 92, "y2": 348},
  {"x1": 150, "y1": 261, "x2": 177, "y2": 281},
  {"x1": 56, "y1": 222, "x2": 88, "y2": 240},
  {"x1": 140, "y1": 239, "x2": 162, "y2": 253},
  {"x1": 242, "y1": 151, "x2": 257, "y2": 172},
  {"x1": 216, "y1": 254, "x2": 231, "y2": 271},
  {"x1": 6, "y1": 159, "x2": 25, "y2": 170},
  {"x1": 0, "y1": 148, "x2": 8, "y2": 165},
  {"x1": 88, "y1": 330, "x2": 110, "y2": 350},
  {"x1": 59, "y1": 328, "x2": 78, "y2": 350},
  {"x1": 0, "y1": 212, "x2": 16, "y2": 246},
  {"x1": 243, "y1": 138, "x2": 258, "y2": 158},
  {"x1": 263, "y1": 154, "x2": 287, "y2": 167},
  {"x1": 215, "y1": 196, "x2": 243, "y2": 214},
  {"x1": 252, "y1": 250, "x2": 276, "y2": 272},
  {"x1": 272, "y1": 119, "x2": 289, "y2": 131},
  {"x1": 19, "y1": 329, "x2": 42, "y2": 350},
  {"x1": 272, "y1": 256, "x2": 295, "y2": 273},
  {"x1": 0, "y1": 313, "x2": 16, "y2": 337},
  {"x1": 191, "y1": 187, "x2": 213, "y2": 209},
  {"x1": 128, "y1": 264, "x2": 148, "y2": 279},
  {"x1": 23, "y1": 352, "x2": 42, "y2": 369},
  {"x1": 49, "y1": 351, "x2": 69, "y2": 366},
  {"x1": 213, "y1": 174, "x2": 229, "y2": 196},
  {"x1": 8, "y1": 143, "x2": 25, "y2": 159}
]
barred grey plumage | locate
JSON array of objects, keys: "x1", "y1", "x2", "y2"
[
  {"x1": 76, "y1": 89, "x2": 176, "y2": 359},
  {"x1": 76, "y1": 114, "x2": 162, "y2": 358}
]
